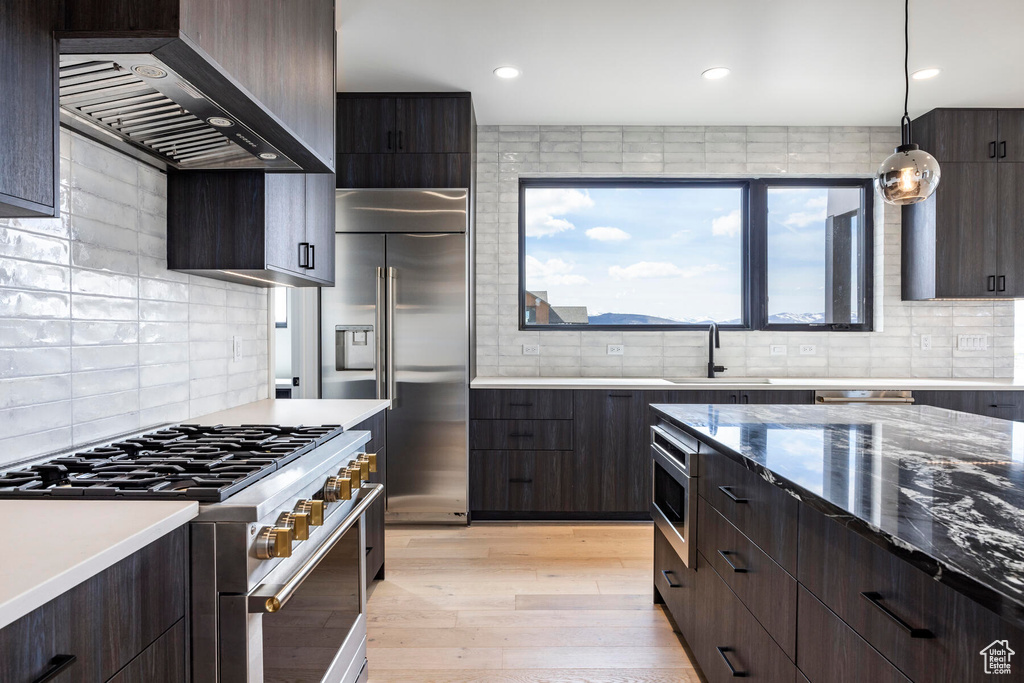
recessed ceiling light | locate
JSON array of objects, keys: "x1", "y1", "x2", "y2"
[
  {"x1": 493, "y1": 66, "x2": 521, "y2": 79},
  {"x1": 911, "y1": 67, "x2": 941, "y2": 80},
  {"x1": 701, "y1": 67, "x2": 731, "y2": 80},
  {"x1": 259, "y1": 152, "x2": 278, "y2": 160}
]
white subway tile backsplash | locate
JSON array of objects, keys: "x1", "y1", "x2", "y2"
[
  {"x1": 0, "y1": 131, "x2": 269, "y2": 466},
  {"x1": 475, "y1": 124, "x2": 1014, "y2": 379}
]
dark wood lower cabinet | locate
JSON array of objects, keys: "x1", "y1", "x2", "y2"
[
  {"x1": 469, "y1": 419, "x2": 573, "y2": 451},
  {"x1": 798, "y1": 587, "x2": 911, "y2": 683},
  {"x1": 107, "y1": 619, "x2": 186, "y2": 683},
  {"x1": 0, "y1": 528, "x2": 186, "y2": 683},
  {"x1": 693, "y1": 551, "x2": 797, "y2": 683},
  {"x1": 913, "y1": 390, "x2": 1024, "y2": 421},
  {"x1": 653, "y1": 526, "x2": 694, "y2": 636},
  {"x1": 470, "y1": 450, "x2": 574, "y2": 515}
]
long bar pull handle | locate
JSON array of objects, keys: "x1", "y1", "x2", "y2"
[
  {"x1": 249, "y1": 484, "x2": 383, "y2": 613},
  {"x1": 860, "y1": 591, "x2": 933, "y2": 638},
  {"x1": 387, "y1": 267, "x2": 397, "y2": 409},
  {"x1": 32, "y1": 655, "x2": 77, "y2": 683},
  {"x1": 374, "y1": 267, "x2": 385, "y2": 400},
  {"x1": 718, "y1": 485, "x2": 749, "y2": 504},
  {"x1": 661, "y1": 569, "x2": 681, "y2": 588},
  {"x1": 717, "y1": 549, "x2": 748, "y2": 573},
  {"x1": 716, "y1": 647, "x2": 747, "y2": 677}
]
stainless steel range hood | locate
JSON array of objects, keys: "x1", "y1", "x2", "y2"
[{"x1": 58, "y1": 54, "x2": 298, "y2": 170}]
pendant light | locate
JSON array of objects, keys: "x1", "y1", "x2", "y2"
[{"x1": 876, "y1": 0, "x2": 941, "y2": 205}]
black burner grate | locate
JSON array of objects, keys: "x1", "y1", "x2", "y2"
[{"x1": 0, "y1": 423, "x2": 343, "y2": 502}]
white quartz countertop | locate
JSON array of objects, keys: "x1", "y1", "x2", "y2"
[
  {"x1": 471, "y1": 377, "x2": 1024, "y2": 391},
  {"x1": 192, "y1": 399, "x2": 390, "y2": 429},
  {"x1": 0, "y1": 500, "x2": 197, "y2": 630}
]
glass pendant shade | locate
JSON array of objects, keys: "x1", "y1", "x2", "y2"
[{"x1": 876, "y1": 142, "x2": 941, "y2": 205}]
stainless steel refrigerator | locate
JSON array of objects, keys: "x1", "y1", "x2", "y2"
[{"x1": 322, "y1": 189, "x2": 469, "y2": 523}]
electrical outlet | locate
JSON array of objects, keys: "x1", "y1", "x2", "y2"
[
  {"x1": 799, "y1": 344, "x2": 816, "y2": 356},
  {"x1": 607, "y1": 344, "x2": 624, "y2": 356},
  {"x1": 232, "y1": 336, "x2": 243, "y2": 362},
  {"x1": 523, "y1": 344, "x2": 540, "y2": 355},
  {"x1": 920, "y1": 334, "x2": 932, "y2": 351},
  {"x1": 770, "y1": 345, "x2": 787, "y2": 356}
]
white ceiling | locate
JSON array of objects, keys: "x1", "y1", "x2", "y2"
[{"x1": 337, "y1": 0, "x2": 1024, "y2": 126}]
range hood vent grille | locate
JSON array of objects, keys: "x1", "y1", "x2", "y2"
[{"x1": 58, "y1": 57, "x2": 297, "y2": 170}]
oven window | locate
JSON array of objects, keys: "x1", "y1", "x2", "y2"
[
  {"x1": 654, "y1": 461, "x2": 687, "y2": 527},
  {"x1": 261, "y1": 520, "x2": 363, "y2": 682}
]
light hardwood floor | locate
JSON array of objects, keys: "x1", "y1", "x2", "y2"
[{"x1": 365, "y1": 523, "x2": 702, "y2": 683}]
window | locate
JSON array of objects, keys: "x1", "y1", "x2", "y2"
[
  {"x1": 519, "y1": 178, "x2": 872, "y2": 331},
  {"x1": 274, "y1": 287, "x2": 288, "y2": 328}
]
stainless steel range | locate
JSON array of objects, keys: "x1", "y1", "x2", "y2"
[{"x1": 0, "y1": 423, "x2": 379, "y2": 683}]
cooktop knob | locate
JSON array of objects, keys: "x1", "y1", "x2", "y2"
[
  {"x1": 355, "y1": 456, "x2": 370, "y2": 479},
  {"x1": 323, "y1": 475, "x2": 353, "y2": 502},
  {"x1": 294, "y1": 499, "x2": 325, "y2": 526},
  {"x1": 277, "y1": 511, "x2": 310, "y2": 541},
  {"x1": 254, "y1": 526, "x2": 292, "y2": 559}
]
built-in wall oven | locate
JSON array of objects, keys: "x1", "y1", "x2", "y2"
[{"x1": 651, "y1": 421, "x2": 700, "y2": 568}]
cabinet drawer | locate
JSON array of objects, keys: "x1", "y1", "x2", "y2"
[
  {"x1": 469, "y1": 419, "x2": 573, "y2": 451},
  {"x1": 700, "y1": 452, "x2": 799, "y2": 573},
  {"x1": 797, "y1": 587, "x2": 910, "y2": 683},
  {"x1": 798, "y1": 506, "x2": 1024, "y2": 683},
  {"x1": 0, "y1": 528, "x2": 186, "y2": 683},
  {"x1": 107, "y1": 618, "x2": 186, "y2": 683},
  {"x1": 654, "y1": 525, "x2": 694, "y2": 637},
  {"x1": 470, "y1": 451, "x2": 574, "y2": 513},
  {"x1": 470, "y1": 390, "x2": 573, "y2": 420},
  {"x1": 693, "y1": 552, "x2": 796, "y2": 683},
  {"x1": 698, "y1": 497, "x2": 797, "y2": 658}
]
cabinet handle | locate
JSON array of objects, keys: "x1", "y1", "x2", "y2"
[
  {"x1": 860, "y1": 591, "x2": 934, "y2": 638},
  {"x1": 508, "y1": 402, "x2": 534, "y2": 407},
  {"x1": 608, "y1": 393, "x2": 633, "y2": 398},
  {"x1": 729, "y1": 394, "x2": 738, "y2": 404},
  {"x1": 298, "y1": 242, "x2": 310, "y2": 269},
  {"x1": 990, "y1": 141, "x2": 997, "y2": 158},
  {"x1": 398, "y1": 130, "x2": 404, "y2": 150},
  {"x1": 1000, "y1": 141, "x2": 1007, "y2": 158},
  {"x1": 741, "y1": 393, "x2": 750, "y2": 404},
  {"x1": 661, "y1": 569, "x2": 681, "y2": 588},
  {"x1": 307, "y1": 244, "x2": 315, "y2": 270},
  {"x1": 509, "y1": 477, "x2": 533, "y2": 484},
  {"x1": 998, "y1": 275, "x2": 1006, "y2": 292},
  {"x1": 716, "y1": 646, "x2": 747, "y2": 677},
  {"x1": 718, "y1": 485, "x2": 749, "y2": 504},
  {"x1": 989, "y1": 404, "x2": 1016, "y2": 408},
  {"x1": 387, "y1": 130, "x2": 393, "y2": 150},
  {"x1": 32, "y1": 655, "x2": 77, "y2": 683},
  {"x1": 717, "y1": 549, "x2": 748, "y2": 573},
  {"x1": 988, "y1": 275, "x2": 997, "y2": 292},
  {"x1": 509, "y1": 432, "x2": 533, "y2": 438}
]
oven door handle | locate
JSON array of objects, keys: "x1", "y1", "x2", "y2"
[{"x1": 248, "y1": 484, "x2": 383, "y2": 614}]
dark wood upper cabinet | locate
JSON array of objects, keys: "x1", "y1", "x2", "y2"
[
  {"x1": 335, "y1": 93, "x2": 475, "y2": 189},
  {"x1": 167, "y1": 171, "x2": 335, "y2": 287},
  {"x1": 0, "y1": 0, "x2": 60, "y2": 218},
  {"x1": 60, "y1": 0, "x2": 336, "y2": 173},
  {"x1": 904, "y1": 108, "x2": 1024, "y2": 300}
]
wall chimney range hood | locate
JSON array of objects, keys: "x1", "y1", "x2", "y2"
[{"x1": 58, "y1": 55, "x2": 296, "y2": 170}]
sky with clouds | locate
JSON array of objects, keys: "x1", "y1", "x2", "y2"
[{"x1": 523, "y1": 185, "x2": 859, "y2": 323}]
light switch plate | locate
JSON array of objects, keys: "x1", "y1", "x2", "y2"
[
  {"x1": 799, "y1": 344, "x2": 816, "y2": 355},
  {"x1": 232, "y1": 336, "x2": 243, "y2": 362},
  {"x1": 607, "y1": 344, "x2": 624, "y2": 356},
  {"x1": 770, "y1": 345, "x2": 786, "y2": 356},
  {"x1": 523, "y1": 344, "x2": 540, "y2": 356},
  {"x1": 957, "y1": 334, "x2": 988, "y2": 351},
  {"x1": 920, "y1": 334, "x2": 932, "y2": 351}
]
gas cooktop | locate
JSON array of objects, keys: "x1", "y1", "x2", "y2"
[{"x1": 0, "y1": 424, "x2": 344, "y2": 502}]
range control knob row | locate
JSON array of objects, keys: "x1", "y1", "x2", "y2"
[
  {"x1": 254, "y1": 525, "x2": 292, "y2": 559},
  {"x1": 294, "y1": 499, "x2": 325, "y2": 526}
]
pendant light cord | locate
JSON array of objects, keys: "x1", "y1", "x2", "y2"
[{"x1": 902, "y1": 0, "x2": 912, "y2": 146}]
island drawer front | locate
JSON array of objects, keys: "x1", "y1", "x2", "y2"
[
  {"x1": 0, "y1": 528, "x2": 186, "y2": 683},
  {"x1": 797, "y1": 587, "x2": 911, "y2": 683},
  {"x1": 693, "y1": 550, "x2": 797, "y2": 683},
  {"x1": 798, "y1": 506, "x2": 1024, "y2": 683},
  {"x1": 697, "y1": 496, "x2": 797, "y2": 658},
  {"x1": 700, "y1": 451, "x2": 799, "y2": 574},
  {"x1": 469, "y1": 419, "x2": 574, "y2": 451},
  {"x1": 470, "y1": 389, "x2": 574, "y2": 420},
  {"x1": 469, "y1": 451, "x2": 575, "y2": 513},
  {"x1": 654, "y1": 525, "x2": 694, "y2": 636},
  {"x1": 107, "y1": 618, "x2": 185, "y2": 683}
]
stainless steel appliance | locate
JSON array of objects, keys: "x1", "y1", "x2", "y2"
[
  {"x1": 814, "y1": 390, "x2": 915, "y2": 404},
  {"x1": 0, "y1": 423, "x2": 381, "y2": 683},
  {"x1": 322, "y1": 189, "x2": 469, "y2": 523},
  {"x1": 651, "y1": 420, "x2": 701, "y2": 568}
]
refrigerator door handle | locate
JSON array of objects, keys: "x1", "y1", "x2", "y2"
[
  {"x1": 375, "y1": 267, "x2": 386, "y2": 400},
  {"x1": 386, "y1": 267, "x2": 397, "y2": 410}
]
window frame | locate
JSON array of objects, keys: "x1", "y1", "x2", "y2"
[{"x1": 517, "y1": 176, "x2": 873, "y2": 333}]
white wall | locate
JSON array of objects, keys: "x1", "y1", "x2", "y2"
[
  {"x1": 0, "y1": 130, "x2": 269, "y2": 467},
  {"x1": 474, "y1": 125, "x2": 1015, "y2": 379}
]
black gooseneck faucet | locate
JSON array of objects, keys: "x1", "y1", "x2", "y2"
[{"x1": 707, "y1": 322, "x2": 727, "y2": 379}]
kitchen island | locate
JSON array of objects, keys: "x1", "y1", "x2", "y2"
[{"x1": 651, "y1": 403, "x2": 1024, "y2": 683}]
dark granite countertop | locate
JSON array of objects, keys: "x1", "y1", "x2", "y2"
[{"x1": 652, "y1": 403, "x2": 1024, "y2": 629}]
